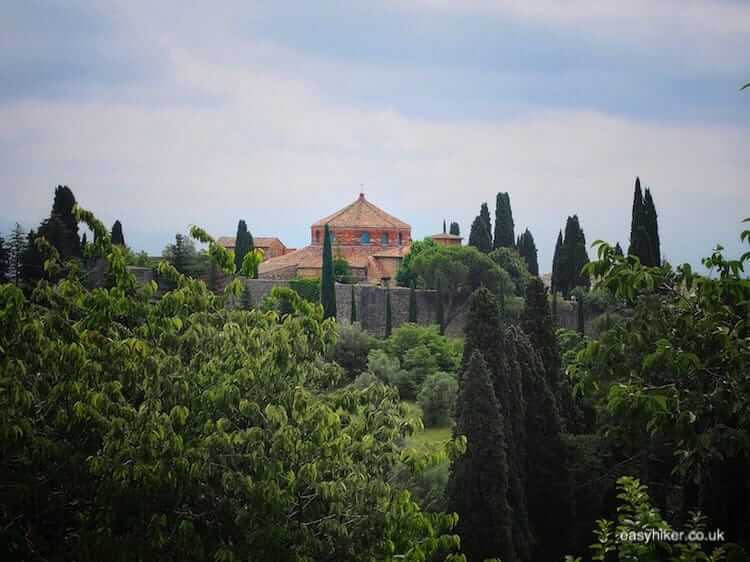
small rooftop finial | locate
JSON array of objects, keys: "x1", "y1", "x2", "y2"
[{"x1": 359, "y1": 186, "x2": 365, "y2": 200}]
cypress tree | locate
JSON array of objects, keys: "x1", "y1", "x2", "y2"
[
  {"x1": 320, "y1": 224, "x2": 337, "y2": 319},
  {"x1": 47, "y1": 185, "x2": 81, "y2": 259},
  {"x1": 558, "y1": 216, "x2": 590, "y2": 297},
  {"x1": 551, "y1": 230, "x2": 563, "y2": 299},
  {"x1": 435, "y1": 281, "x2": 445, "y2": 335},
  {"x1": 643, "y1": 187, "x2": 661, "y2": 266},
  {"x1": 80, "y1": 232, "x2": 88, "y2": 254},
  {"x1": 449, "y1": 221, "x2": 460, "y2": 236},
  {"x1": 408, "y1": 281, "x2": 417, "y2": 322},
  {"x1": 468, "y1": 215, "x2": 492, "y2": 253},
  {"x1": 628, "y1": 177, "x2": 653, "y2": 265},
  {"x1": 111, "y1": 220, "x2": 125, "y2": 246},
  {"x1": 521, "y1": 277, "x2": 560, "y2": 392},
  {"x1": 20, "y1": 230, "x2": 44, "y2": 284},
  {"x1": 510, "y1": 326, "x2": 573, "y2": 562},
  {"x1": 384, "y1": 285, "x2": 392, "y2": 337},
  {"x1": 350, "y1": 285, "x2": 357, "y2": 323},
  {"x1": 447, "y1": 350, "x2": 515, "y2": 562},
  {"x1": 234, "y1": 220, "x2": 252, "y2": 273},
  {"x1": 493, "y1": 192, "x2": 515, "y2": 249},
  {"x1": 614, "y1": 242, "x2": 624, "y2": 256},
  {"x1": 517, "y1": 228, "x2": 539, "y2": 276},
  {"x1": 0, "y1": 235, "x2": 8, "y2": 282},
  {"x1": 8, "y1": 224, "x2": 27, "y2": 285},
  {"x1": 576, "y1": 295, "x2": 585, "y2": 335},
  {"x1": 442, "y1": 219, "x2": 447, "y2": 234},
  {"x1": 462, "y1": 288, "x2": 532, "y2": 560},
  {"x1": 479, "y1": 202, "x2": 492, "y2": 242},
  {"x1": 240, "y1": 283, "x2": 253, "y2": 310}
]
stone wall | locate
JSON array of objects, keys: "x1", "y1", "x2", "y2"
[{"x1": 241, "y1": 278, "x2": 448, "y2": 337}]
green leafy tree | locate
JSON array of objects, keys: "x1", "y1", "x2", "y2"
[
  {"x1": 408, "y1": 281, "x2": 418, "y2": 322},
  {"x1": 417, "y1": 372, "x2": 458, "y2": 427},
  {"x1": 493, "y1": 192, "x2": 515, "y2": 249},
  {"x1": 0, "y1": 207, "x2": 466, "y2": 562},
  {"x1": 569, "y1": 476, "x2": 728, "y2": 562},
  {"x1": 447, "y1": 350, "x2": 515, "y2": 562},
  {"x1": 411, "y1": 245, "x2": 514, "y2": 328},
  {"x1": 240, "y1": 248, "x2": 264, "y2": 278},
  {"x1": 572, "y1": 224, "x2": 750, "y2": 545},
  {"x1": 163, "y1": 233, "x2": 198, "y2": 275},
  {"x1": 449, "y1": 222, "x2": 460, "y2": 236},
  {"x1": 516, "y1": 228, "x2": 539, "y2": 276},
  {"x1": 396, "y1": 238, "x2": 437, "y2": 287},
  {"x1": 20, "y1": 229, "x2": 44, "y2": 284},
  {"x1": 320, "y1": 224, "x2": 336, "y2": 319},
  {"x1": 489, "y1": 246, "x2": 531, "y2": 296},
  {"x1": 328, "y1": 322, "x2": 376, "y2": 379},
  {"x1": 111, "y1": 220, "x2": 125, "y2": 246},
  {"x1": 334, "y1": 257, "x2": 352, "y2": 283}
]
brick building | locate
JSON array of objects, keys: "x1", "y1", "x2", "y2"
[
  {"x1": 428, "y1": 232, "x2": 463, "y2": 246},
  {"x1": 258, "y1": 193, "x2": 412, "y2": 283},
  {"x1": 216, "y1": 236, "x2": 293, "y2": 260}
]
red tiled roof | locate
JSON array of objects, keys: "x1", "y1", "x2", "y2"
[
  {"x1": 311, "y1": 193, "x2": 410, "y2": 229},
  {"x1": 216, "y1": 236, "x2": 285, "y2": 249},
  {"x1": 259, "y1": 243, "x2": 411, "y2": 274}
]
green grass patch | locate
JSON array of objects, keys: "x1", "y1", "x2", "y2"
[{"x1": 402, "y1": 401, "x2": 453, "y2": 455}]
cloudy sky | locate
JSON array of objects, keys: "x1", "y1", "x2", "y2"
[{"x1": 2, "y1": 1, "x2": 749, "y2": 272}]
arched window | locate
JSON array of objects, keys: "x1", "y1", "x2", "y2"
[
  {"x1": 380, "y1": 233, "x2": 389, "y2": 245},
  {"x1": 361, "y1": 231, "x2": 370, "y2": 245},
  {"x1": 315, "y1": 230, "x2": 321, "y2": 243},
  {"x1": 398, "y1": 232, "x2": 403, "y2": 245}
]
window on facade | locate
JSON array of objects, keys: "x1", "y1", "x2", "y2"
[
  {"x1": 398, "y1": 233, "x2": 403, "y2": 245},
  {"x1": 315, "y1": 230, "x2": 321, "y2": 243},
  {"x1": 361, "y1": 231, "x2": 370, "y2": 245},
  {"x1": 380, "y1": 233, "x2": 389, "y2": 245}
]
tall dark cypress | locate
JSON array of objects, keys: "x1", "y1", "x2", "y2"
[
  {"x1": 320, "y1": 224, "x2": 337, "y2": 319},
  {"x1": 350, "y1": 285, "x2": 357, "y2": 323},
  {"x1": 435, "y1": 281, "x2": 445, "y2": 335},
  {"x1": 517, "y1": 228, "x2": 539, "y2": 276},
  {"x1": 449, "y1": 221, "x2": 460, "y2": 236},
  {"x1": 493, "y1": 192, "x2": 515, "y2": 249},
  {"x1": 20, "y1": 230, "x2": 44, "y2": 284},
  {"x1": 234, "y1": 220, "x2": 252, "y2": 273},
  {"x1": 643, "y1": 188, "x2": 661, "y2": 266},
  {"x1": 8, "y1": 224, "x2": 27, "y2": 285},
  {"x1": 462, "y1": 288, "x2": 532, "y2": 561},
  {"x1": 0, "y1": 235, "x2": 8, "y2": 282},
  {"x1": 41, "y1": 186, "x2": 81, "y2": 260},
  {"x1": 559, "y1": 216, "x2": 590, "y2": 296},
  {"x1": 510, "y1": 325, "x2": 573, "y2": 562},
  {"x1": 479, "y1": 202, "x2": 492, "y2": 242},
  {"x1": 468, "y1": 215, "x2": 492, "y2": 253},
  {"x1": 447, "y1": 350, "x2": 515, "y2": 562},
  {"x1": 614, "y1": 242, "x2": 624, "y2": 256},
  {"x1": 442, "y1": 219, "x2": 447, "y2": 234},
  {"x1": 551, "y1": 230, "x2": 563, "y2": 298},
  {"x1": 628, "y1": 177, "x2": 653, "y2": 265},
  {"x1": 521, "y1": 277, "x2": 559, "y2": 392},
  {"x1": 408, "y1": 281, "x2": 417, "y2": 323},
  {"x1": 111, "y1": 220, "x2": 125, "y2": 246}
]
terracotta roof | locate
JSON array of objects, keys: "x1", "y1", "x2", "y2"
[
  {"x1": 216, "y1": 236, "x2": 285, "y2": 249},
  {"x1": 311, "y1": 193, "x2": 410, "y2": 229},
  {"x1": 259, "y1": 243, "x2": 411, "y2": 274}
]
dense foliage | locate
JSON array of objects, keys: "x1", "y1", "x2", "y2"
[
  {"x1": 516, "y1": 228, "x2": 539, "y2": 277},
  {"x1": 493, "y1": 192, "x2": 515, "y2": 249},
  {"x1": 0, "y1": 209, "x2": 465, "y2": 562},
  {"x1": 627, "y1": 177, "x2": 661, "y2": 267},
  {"x1": 320, "y1": 224, "x2": 336, "y2": 319}
]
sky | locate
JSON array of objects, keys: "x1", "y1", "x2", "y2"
[{"x1": 1, "y1": 0, "x2": 749, "y2": 273}]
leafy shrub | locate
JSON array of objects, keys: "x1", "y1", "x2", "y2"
[
  {"x1": 386, "y1": 323, "x2": 461, "y2": 373},
  {"x1": 365, "y1": 348, "x2": 406, "y2": 386},
  {"x1": 417, "y1": 372, "x2": 458, "y2": 427},
  {"x1": 328, "y1": 322, "x2": 377, "y2": 379},
  {"x1": 289, "y1": 276, "x2": 320, "y2": 303}
]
